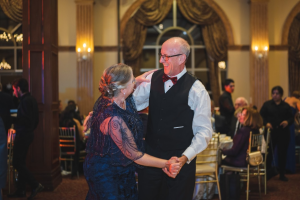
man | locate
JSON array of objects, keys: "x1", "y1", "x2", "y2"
[
  {"x1": 8, "y1": 78, "x2": 44, "y2": 199},
  {"x1": 0, "y1": 83, "x2": 14, "y2": 134},
  {"x1": 134, "y1": 37, "x2": 212, "y2": 200},
  {"x1": 228, "y1": 97, "x2": 248, "y2": 138},
  {"x1": 260, "y1": 86, "x2": 293, "y2": 181},
  {"x1": 219, "y1": 79, "x2": 235, "y2": 134}
]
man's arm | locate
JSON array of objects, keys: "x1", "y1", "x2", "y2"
[
  {"x1": 181, "y1": 81, "x2": 212, "y2": 165},
  {"x1": 132, "y1": 72, "x2": 153, "y2": 111}
]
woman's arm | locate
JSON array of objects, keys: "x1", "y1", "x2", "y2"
[{"x1": 101, "y1": 116, "x2": 181, "y2": 176}]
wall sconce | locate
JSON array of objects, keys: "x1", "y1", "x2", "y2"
[
  {"x1": 254, "y1": 46, "x2": 268, "y2": 59},
  {"x1": 218, "y1": 61, "x2": 226, "y2": 69},
  {"x1": 77, "y1": 43, "x2": 91, "y2": 62},
  {"x1": 0, "y1": 58, "x2": 11, "y2": 70}
]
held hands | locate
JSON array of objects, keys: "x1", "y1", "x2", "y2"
[
  {"x1": 83, "y1": 111, "x2": 93, "y2": 132},
  {"x1": 162, "y1": 155, "x2": 188, "y2": 178}
]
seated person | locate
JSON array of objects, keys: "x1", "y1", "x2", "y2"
[
  {"x1": 59, "y1": 104, "x2": 85, "y2": 176},
  {"x1": 221, "y1": 107, "x2": 263, "y2": 167},
  {"x1": 211, "y1": 100, "x2": 227, "y2": 134}
]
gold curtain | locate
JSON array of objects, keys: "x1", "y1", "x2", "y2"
[
  {"x1": 0, "y1": 0, "x2": 22, "y2": 22},
  {"x1": 123, "y1": 0, "x2": 173, "y2": 76},
  {"x1": 177, "y1": 0, "x2": 228, "y2": 106},
  {"x1": 288, "y1": 13, "x2": 300, "y2": 93}
]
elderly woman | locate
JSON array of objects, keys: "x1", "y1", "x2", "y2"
[
  {"x1": 83, "y1": 64, "x2": 180, "y2": 200},
  {"x1": 221, "y1": 107, "x2": 263, "y2": 167}
]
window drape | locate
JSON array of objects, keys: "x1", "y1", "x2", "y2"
[{"x1": 0, "y1": 0, "x2": 22, "y2": 23}]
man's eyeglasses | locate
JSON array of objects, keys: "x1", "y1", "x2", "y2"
[{"x1": 159, "y1": 53, "x2": 183, "y2": 61}]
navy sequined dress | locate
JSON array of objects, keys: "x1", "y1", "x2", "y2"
[{"x1": 83, "y1": 96, "x2": 144, "y2": 200}]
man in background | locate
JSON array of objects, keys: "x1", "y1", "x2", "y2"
[
  {"x1": 219, "y1": 79, "x2": 235, "y2": 134},
  {"x1": 260, "y1": 86, "x2": 293, "y2": 181},
  {"x1": 8, "y1": 78, "x2": 44, "y2": 199}
]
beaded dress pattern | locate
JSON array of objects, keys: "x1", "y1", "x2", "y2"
[{"x1": 83, "y1": 95, "x2": 144, "y2": 199}]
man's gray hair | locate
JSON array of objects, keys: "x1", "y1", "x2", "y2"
[
  {"x1": 179, "y1": 38, "x2": 190, "y2": 58},
  {"x1": 237, "y1": 97, "x2": 248, "y2": 106}
]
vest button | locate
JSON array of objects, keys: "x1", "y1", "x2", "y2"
[
  {"x1": 158, "y1": 129, "x2": 160, "y2": 132},
  {"x1": 160, "y1": 118, "x2": 162, "y2": 121}
]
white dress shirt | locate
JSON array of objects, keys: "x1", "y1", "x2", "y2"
[{"x1": 133, "y1": 68, "x2": 212, "y2": 163}]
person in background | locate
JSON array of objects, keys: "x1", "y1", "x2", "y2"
[
  {"x1": 219, "y1": 79, "x2": 235, "y2": 134},
  {"x1": 0, "y1": 83, "x2": 14, "y2": 134},
  {"x1": 8, "y1": 78, "x2": 44, "y2": 199},
  {"x1": 59, "y1": 104, "x2": 85, "y2": 177},
  {"x1": 275, "y1": 90, "x2": 300, "y2": 174},
  {"x1": 0, "y1": 117, "x2": 7, "y2": 200},
  {"x1": 221, "y1": 107, "x2": 263, "y2": 167},
  {"x1": 211, "y1": 100, "x2": 227, "y2": 134},
  {"x1": 228, "y1": 97, "x2": 249, "y2": 138},
  {"x1": 260, "y1": 86, "x2": 294, "y2": 181},
  {"x1": 68, "y1": 100, "x2": 82, "y2": 123}
]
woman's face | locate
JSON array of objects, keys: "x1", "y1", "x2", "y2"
[{"x1": 239, "y1": 109, "x2": 247, "y2": 124}]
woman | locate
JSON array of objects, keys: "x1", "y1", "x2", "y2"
[
  {"x1": 83, "y1": 64, "x2": 180, "y2": 200},
  {"x1": 221, "y1": 107, "x2": 263, "y2": 167}
]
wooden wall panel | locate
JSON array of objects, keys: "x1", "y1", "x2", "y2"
[{"x1": 23, "y1": 0, "x2": 61, "y2": 190}]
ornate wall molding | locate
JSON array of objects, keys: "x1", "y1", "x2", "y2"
[{"x1": 282, "y1": 1, "x2": 300, "y2": 45}]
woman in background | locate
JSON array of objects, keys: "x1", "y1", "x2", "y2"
[{"x1": 221, "y1": 107, "x2": 263, "y2": 167}]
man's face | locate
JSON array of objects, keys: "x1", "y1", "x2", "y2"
[
  {"x1": 224, "y1": 82, "x2": 235, "y2": 93},
  {"x1": 234, "y1": 99, "x2": 246, "y2": 110},
  {"x1": 272, "y1": 89, "x2": 282, "y2": 102},
  {"x1": 13, "y1": 86, "x2": 21, "y2": 98},
  {"x1": 159, "y1": 40, "x2": 184, "y2": 76}
]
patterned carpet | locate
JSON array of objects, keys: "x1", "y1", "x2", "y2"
[{"x1": 3, "y1": 165, "x2": 300, "y2": 200}]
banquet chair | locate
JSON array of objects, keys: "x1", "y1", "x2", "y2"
[
  {"x1": 258, "y1": 128, "x2": 271, "y2": 195},
  {"x1": 195, "y1": 133, "x2": 221, "y2": 200},
  {"x1": 59, "y1": 126, "x2": 77, "y2": 176},
  {"x1": 220, "y1": 131, "x2": 264, "y2": 200}
]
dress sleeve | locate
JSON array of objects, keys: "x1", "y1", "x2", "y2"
[{"x1": 100, "y1": 116, "x2": 144, "y2": 161}]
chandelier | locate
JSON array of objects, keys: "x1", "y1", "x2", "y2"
[{"x1": 0, "y1": 58, "x2": 11, "y2": 70}]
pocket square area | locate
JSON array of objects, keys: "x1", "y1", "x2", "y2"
[{"x1": 173, "y1": 126, "x2": 184, "y2": 129}]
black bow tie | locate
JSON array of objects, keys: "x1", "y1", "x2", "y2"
[{"x1": 162, "y1": 74, "x2": 177, "y2": 85}]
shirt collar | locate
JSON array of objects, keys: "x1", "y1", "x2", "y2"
[{"x1": 168, "y1": 67, "x2": 187, "y2": 80}]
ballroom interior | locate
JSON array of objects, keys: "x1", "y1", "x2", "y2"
[{"x1": 1, "y1": 0, "x2": 300, "y2": 199}]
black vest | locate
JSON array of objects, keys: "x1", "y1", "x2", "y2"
[{"x1": 146, "y1": 69, "x2": 196, "y2": 151}]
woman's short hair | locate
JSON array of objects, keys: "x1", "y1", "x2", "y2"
[
  {"x1": 242, "y1": 107, "x2": 263, "y2": 129},
  {"x1": 99, "y1": 63, "x2": 132, "y2": 98}
]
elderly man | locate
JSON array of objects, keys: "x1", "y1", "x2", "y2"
[
  {"x1": 228, "y1": 97, "x2": 248, "y2": 138},
  {"x1": 134, "y1": 37, "x2": 212, "y2": 200}
]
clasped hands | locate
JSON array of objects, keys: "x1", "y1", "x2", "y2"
[{"x1": 162, "y1": 155, "x2": 188, "y2": 178}]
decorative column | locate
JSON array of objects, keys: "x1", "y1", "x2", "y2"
[
  {"x1": 75, "y1": 0, "x2": 94, "y2": 116},
  {"x1": 250, "y1": 0, "x2": 269, "y2": 109},
  {"x1": 23, "y1": 0, "x2": 61, "y2": 190}
]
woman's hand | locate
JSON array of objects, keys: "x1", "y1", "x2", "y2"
[
  {"x1": 162, "y1": 157, "x2": 181, "y2": 178},
  {"x1": 135, "y1": 69, "x2": 157, "y2": 86},
  {"x1": 83, "y1": 111, "x2": 93, "y2": 132}
]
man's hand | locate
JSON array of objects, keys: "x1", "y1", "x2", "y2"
[
  {"x1": 83, "y1": 111, "x2": 93, "y2": 132},
  {"x1": 280, "y1": 120, "x2": 288, "y2": 128},
  {"x1": 135, "y1": 69, "x2": 157, "y2": 86},
  {"x1": 163, "y1": 157, "x2": 181, "y2": 178},
  {"x1": 266, "y1": 123, "x2": 273, "y2": 129}
]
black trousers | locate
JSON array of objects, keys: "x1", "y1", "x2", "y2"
[
  {"x1": 266, "y1": 128, "x2": 290, "y2": 176},
  {"x1": 138, "y1": 144, "x2": 196, "y2": 200},
  {"x1": 13, "y1": 134, "x2": 38, "y2": 191}
]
